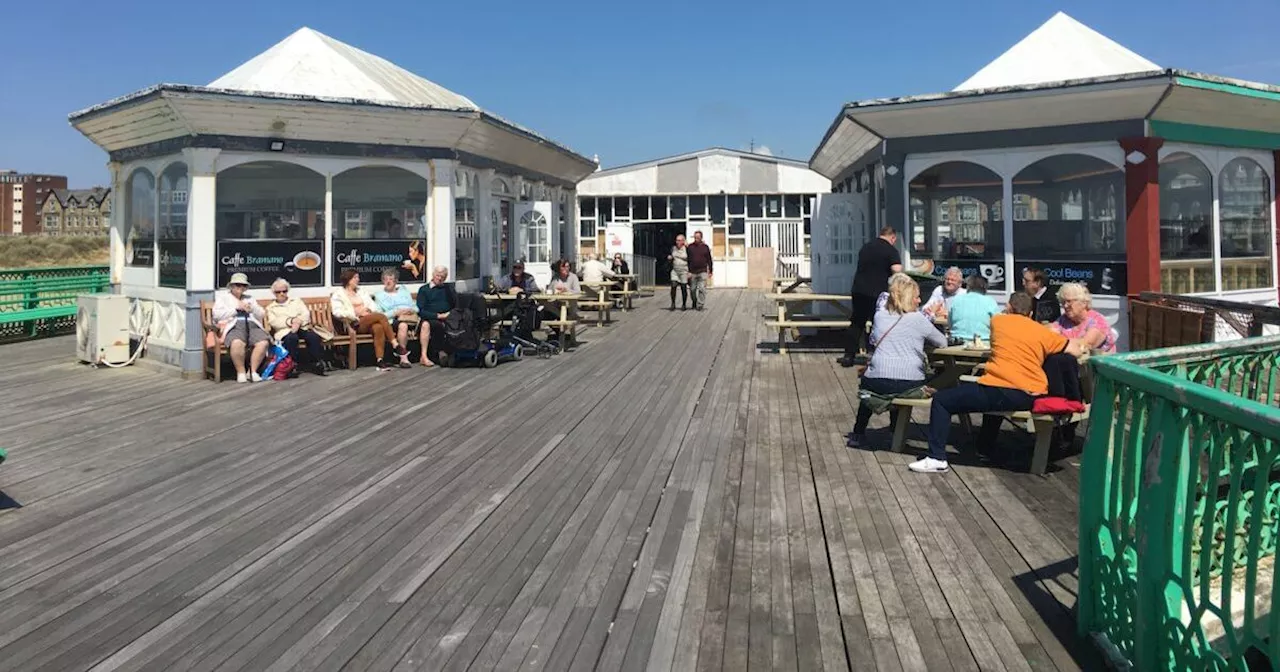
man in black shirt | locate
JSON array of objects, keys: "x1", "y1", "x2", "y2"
[
  {"x1": 1022, "y1": 267, "x2": 1061, "y2": 324},
  {"x1": 840, "y1": 226, "x2": 903, "y2": 367}
]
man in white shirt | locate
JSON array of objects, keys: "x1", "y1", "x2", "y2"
[
  {"x1": 578, "y1": 254, "x2": 616, "y2": 283},
  {"x1": 923, "y1": 266, "x2": 966, "y2": 319}
]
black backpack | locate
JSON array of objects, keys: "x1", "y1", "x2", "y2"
[{"x1": 442, "y1": 294, "x2": 487, "y2": 351}]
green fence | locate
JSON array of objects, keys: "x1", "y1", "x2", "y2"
[
  {"x1": 1080, "y1": 337, "x2": 1280, "y2": 670},
  {"x1": 0, "y1": 265, "x2": 112, "y2": 341}
]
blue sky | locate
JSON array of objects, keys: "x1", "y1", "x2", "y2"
[{"x1": 2, "y1": 0, "x2": 1278, "y2": 187}]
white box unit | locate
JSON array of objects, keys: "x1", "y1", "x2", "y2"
[{"x1": 77, "y1": 294, "x2": 131, "y2": 365}]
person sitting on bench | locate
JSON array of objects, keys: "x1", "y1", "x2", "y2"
[
  {"x1": 909, "y1": 292, "x2": 1086, "y2": 474},
  {"x1": 848, "y1": 275, "x2": 946, "y2": 449}
]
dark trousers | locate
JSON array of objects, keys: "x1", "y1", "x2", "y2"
[
  {"x1": 853, "y1": 377, "x2": 923, "y2": 435},
  {"x1": 927, "y1": 383, "x2": 1034, "y2": 461},
  {"x1": 844, "y1": 293, "x2": 877, "y2": 359},
  {"x1": 280, "y1": 329, "x2": 324, "y2": 364},
  {"x1": 670, "y1": 282, "x2": 688, "y2": 307},
  {"x1": 1043, "y1": 352, "x2": 1082, "y2": 400}
]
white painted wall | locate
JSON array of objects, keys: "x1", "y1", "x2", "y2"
[
  {"x1": 577, "y1": 166, "x2": 658, "y2": 196},
  {"x1": 777, "y1": 163, "x2": 832, "y2": 193},
  {"x1": 697, "y1": 154, "x2": 739, "y2": 194}
]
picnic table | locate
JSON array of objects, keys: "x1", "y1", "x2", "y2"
[
  {"x1": 579, "y1": 281, "x2": 615, "y2": 326},
  {"x1": 764, "y1": 293, "x2": 852, "y2": 354},
  {"x1": 611, "y1": 274, "x2": 639, "y2": 310},
  {"x1": 484, "y1": 292, "x2": 583, "y2": 344},
  {"x1": 770, "y1": 276, "x2": 812, "y2": 294}
]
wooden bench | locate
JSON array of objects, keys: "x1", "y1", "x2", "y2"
[
  {"x1": 612, "y1": 289, "x2": 638, "y2": 310},
  {"x1": 765, "y1": 319, "x2": 853, "y2": 353},
  {"x1": 541, "y1": 319, "x2": 579, "y2": 346},
  {"x1": 887, "y1": 397, "x2": 1090, "y2": 475},
  {"x1": 577, "y1": 300, "x2": 612, "y2": 326},
  {"x1": 200, "y1": 297, "x2": 373, "y2": 381}
]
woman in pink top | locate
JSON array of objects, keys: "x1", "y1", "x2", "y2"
[{"x1": 1050, "y1": 282, "x2": 1116, "y2": 353}]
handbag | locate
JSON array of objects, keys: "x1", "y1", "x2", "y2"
[{"x1": 204, "y1": 329, "x2": 218, "y2": 350}]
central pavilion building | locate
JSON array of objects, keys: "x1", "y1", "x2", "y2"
[
  {"x1": 71, "y1": 27, "x2": 595, "y2": 375},
  {"x1": 809, "y1": 12, "x2": 1280, "y2": 347}
]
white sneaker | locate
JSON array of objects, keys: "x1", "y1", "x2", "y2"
[
  {"x1": 908, "y1": 457, "x2": 949, "y2": 473},
  {"x1": 236, "y1": 373, "x2": 248, "y2": 383},
  {"x1": 250, "y1": 372, "x2": 263, "y2": 383}
]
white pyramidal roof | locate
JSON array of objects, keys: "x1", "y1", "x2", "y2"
[
  {"x1": 954, "y1": 12, "x2": 1160, "y2": 92},
  {"x1": 208, "y1": 27, "x2": 478, "y2": 110}
]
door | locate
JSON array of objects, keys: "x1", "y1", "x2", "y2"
[
  {"x1": 810, "y1": 193, "x2": 870, "y2": 296},
  {"x1": 748, "y1": 221, "x2": 805, "y2": 279},
  {"x1": 513, "y1": 201, "x2": 554, "y2": 287}
]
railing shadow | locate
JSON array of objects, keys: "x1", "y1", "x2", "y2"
[
  {"x1": 0, "y1": 490, "x2": 22, "y2": 511},
  {"x1": 1014, "y1": 557, "x2": 1107, "y2": 669}
]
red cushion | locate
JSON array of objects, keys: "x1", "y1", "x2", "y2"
[{"x1": 1032, "y1": 397, "x2": 1086, "y2": 415}]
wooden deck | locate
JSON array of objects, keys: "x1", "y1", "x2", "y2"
[{"x1": 0, "y1": 291, "x2": 1101, "y2": 671}]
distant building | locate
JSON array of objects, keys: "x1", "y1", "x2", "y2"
[
  {"x1": 0, "y1": 171, "x2": 69, "y2": 234},
  {"x1": 38, "y1": 188, "x2": 112, "y2": 236}
]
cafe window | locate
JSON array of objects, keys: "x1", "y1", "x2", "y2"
[
  {"x1": 580, "y1": 197, "x2": 596, "y2": 218},
  {"x1": 1012, "y1": 154, "x2": 1124, "y2": 263},
  {"x1": 332, "y1": 166, "x2": 428, "y2": 240},
  {"x1": 521, "y1": 208, "x2": 551, "y2": 263},
  {"x1": 909, "y1": 162, "x2": 1004, "y2": 278},
  {"x1": 746, "y1": 195, "x2": 763, "y2": 218},
  {"x1": 784, "y1": 194, "x2": 802, "y2": 218},
  {"x1": 1219, "y1": 157, "x2": 1272, "y2": 291},
  {"x1": 613, "y1": 196, "x2": 631, "y2": 219},
  {"x1": 455, "y1": 171, "x2": 479, "y2": 281},
  {"x1": 727, "y1": 194, "x2": 745, "y2": 216},
  {"x1": 215, "y1": 161, "x2": 327, "y2": 287},
  {"x1": 688, "y1": 195, "x2": 706, "y2": 217},
  {"x1": 218, "y1": 161, "x2": 325, "y2": 240},
  {"x1": 1160, "y1": 153, "x2": 1214, "y2": 294},
  {"x1": 766, "y1": 195, "x2": 782, "y2": 218},
  {"x1": 157, "y1": 162, "x2": 189, "y2": 287},
  {"x1": 124, "y1": 167, "x2": 156, "y2": 267}
]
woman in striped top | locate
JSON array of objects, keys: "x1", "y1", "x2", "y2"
[{"x1": 849, "y1": 274, "x2": 947, "y2": 448}]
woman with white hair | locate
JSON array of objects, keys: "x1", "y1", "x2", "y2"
[
  {"x1": 1049, "y1": 283, "x2": 1115, "y2": 353},
  {"x1": 265, "y1": 278, "x2": 331, "y2": 376},
  {"x1": 212, "y1": 273, "x2": 270, "y2": 383}
]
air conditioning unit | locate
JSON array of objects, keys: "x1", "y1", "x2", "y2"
[{"x1": 77, "y1": 294, "x2": 131, "y2": 365}]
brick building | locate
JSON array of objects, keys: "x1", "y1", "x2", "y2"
[{"x1": 0, "y1": 171, "x2": 69, "y2": 234}]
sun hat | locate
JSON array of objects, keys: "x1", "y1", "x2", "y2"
[{"x1": 228, "y1": 272, "x2": 251, "y2": 287}]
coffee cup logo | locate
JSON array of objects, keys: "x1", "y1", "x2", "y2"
[
  {"x1": 978, "y1": 264, "x2": 1005, "y2": 285},
  {"x1": 285, "y1": 250, "x2": 322, "y2": 272}
]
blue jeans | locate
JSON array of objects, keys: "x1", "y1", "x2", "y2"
[
  {"x1": 927, "y1": 383, "x2": 1034, "y2": 461},
  {"x1": 853, "y1": 377, "x2": 923, "y2": 435}
]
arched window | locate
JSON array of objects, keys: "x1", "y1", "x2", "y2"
[
  {"x1": 521, "y1": 208, "x2": 550, "y2": 264},
  {"x1": 908, "y1": 162, "x2": 1005, "y2": 288},
  {"x1": 124, "y1": 168, "x2": 156, "y2": 268},
  {"x1": 1011, "y1": 154, "x2": 1125, "y2": 294},
  {"x1": 157, "y1": 163, "x2": 189, "y2": 287},
  {"x1": 1159, "y1": 153, "x2": 1214, "y2": 293},
  {"x1": 216, "y1": 161, "x2": 326, "y2": 287},
  {"x1": 330, "y1": 165, "x2": 428, "y2": 284},
  {"x1": 1219, "y1": 157, "x2": 1272, "y2": 291}
]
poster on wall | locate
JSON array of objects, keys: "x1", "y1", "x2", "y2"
[
  {"x1": 331, "y1": 239, "x2": 428, "y2": 285},
  {"x1": 126, "y1": 238, "x2": 155, "y2": 268},
  {"x1": 910, "y1": 258, "x2": 1008, "y2": 292},
  {"x1": 604, "y1": 223, "x2": 633, "y2": 257},
  {"x1": 217, "y1": 239, "x2": 325, "y2": 288},
  {"x1": 1014, "y1": 260, "x2": 1127, "y2": 296},
  {"x1": 158, "y1": 240, "x2": 187, "y2": 288}
]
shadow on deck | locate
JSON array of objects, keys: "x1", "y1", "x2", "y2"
[{"x1": 0, "y1": 291, "x2": 1100, "y2": 671}]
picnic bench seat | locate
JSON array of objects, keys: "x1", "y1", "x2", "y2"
[
  {"x1": 612, "y1": 289, "x2": 638, "y2": 310},
  {"x1": 577, "y1": 299, "x2": 612, "y2": 326},
  {"x1": 200, "y1": 297, "x2": 371, "y2": 382},
  {"x1": 887, "y1": 397, "x2": 1090, "y2": 475},
  {"x1": 541, "y1": 319, "x2": 579, "y2": 346}
]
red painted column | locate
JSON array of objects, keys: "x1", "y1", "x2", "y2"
[{"x1": 1120, "y1": 136, "x2": 1164, "y2": 297}]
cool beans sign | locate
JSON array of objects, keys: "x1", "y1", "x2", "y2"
[
  {"x1": 331, "y1": 239, "x2": 427, "y2": 285},
  {"x1": 1015, "y1": 260, "x2": 1127, "y2": 296},
  {"x1": 217, "y1": 240, "x2": 325, "y2": 288}
]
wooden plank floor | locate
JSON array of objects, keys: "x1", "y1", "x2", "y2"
[{"x1": 0, "y1": 291, "x2": 1103, "y2": 671}]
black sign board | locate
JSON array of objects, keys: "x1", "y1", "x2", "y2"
[
  {"x1": 217, "y1": 239, "x2": 324, "y2": 288},
  {"x1": 331, "y1": 239, "x2": 427, "y2": 285},
  {"x1": 1015, "y1": 260, "x2": 1127, "y2": 296},
  {"x1": 127, "y1": 238, "x2": 155, "y2": 267},
  {"x1": 915, "y1": 258, "x2": 1009, "y2": 292},
  {"x1": 158, "y1": 240, "x2": 187, "y2": 288}
]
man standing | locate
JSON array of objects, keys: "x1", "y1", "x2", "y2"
[
  {"x1": 840, "y1": 226, "x2": 903, "y2": 367},
  {"x1": 685, "y1": 230, "x2": 714, "y2": 311}
]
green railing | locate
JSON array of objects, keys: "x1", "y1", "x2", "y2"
[
  {"x1": 1080, "y1": 337, "x2": 1280, "y2": 670},
  {"x1": 0, "y1": 266, "x2": 112, "y2": 341}
]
